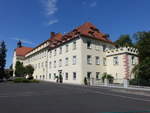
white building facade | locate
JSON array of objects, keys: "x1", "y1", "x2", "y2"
[{"x1": 12, "y1": 22, "x2": 138, "y2": 85}]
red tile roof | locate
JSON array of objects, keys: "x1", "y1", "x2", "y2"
[
  {"x1": 15, "y1": 22, "x2": 113, "y2": 57},
  {"x1": 15, "y1": 46, "x2": 33, "y2": 56},
  {"x1": 64, "y1": 22, "x2": 112, "y2": 43},
  {"x1": 48, "y1": 22, "x2": 113, "y2": 48}
]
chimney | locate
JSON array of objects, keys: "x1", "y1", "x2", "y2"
[
  {"x1": 50, "y1": 32, "x2": 55, "y2": 38},
  {"x1": 17, "y1": 40, "x2": 22, "y2": 48}
]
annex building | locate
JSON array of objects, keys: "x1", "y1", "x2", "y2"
[{"x1": 12, "y1": 22, "x2": 138, "y2": 84}]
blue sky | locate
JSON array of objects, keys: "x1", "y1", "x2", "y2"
[{"x1": 0, "y1": 0, "x2": 150, "y2": 68}]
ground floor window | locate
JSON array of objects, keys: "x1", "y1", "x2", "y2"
[
  {"x1": 96, "y1": 72, "x2": 100, "y2": 80},
  {"x1": 49, "y1": 73, "x2": 51, "y2": 79},
  {"x1": 73, "y1": 72, "x2": 76, "y2": 80},
  {"x1": 87, "y1": 72, "x2": 91, "y2": 79},
  {"x1": 65, "y1": 73, "x2": 68, "y2": 80}
]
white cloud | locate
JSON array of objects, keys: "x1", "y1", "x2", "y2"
[
  {"x1": 48, "y1": 19, "x2": 58, "y2": 25},
  {"x1": 12, "y1": 37, "x2": 35, "y2": 45},
  {"x1": 90, "y1": 1, "x2": 97, "y2": 7},
  {"x1": 42, "y1": 0, "x2": 59, "y2": 25},
  {"x1": 44, "y1": 0, "x2": 58, "y2": 16},
  {"x1": 82, "y1": 1, "x2": 97, "y2": 8}
]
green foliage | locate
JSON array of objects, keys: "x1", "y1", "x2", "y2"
[
  {"x1": 0, "y1": 41, "x2": 7, "y2": 79},
  {"x1": 115, "y1": 34, "x2": 133, "y2": 47},
  {"x1": 24, "y1": 65, "x2": 34, "y2": 79},
  {"x1": 13, "y1": 77, "x2": 39, "y2": 83},
  {"x1": 102, "y1": 73, "x2": 114, "y2": 83},
  {"x1": 15, "y1": 61, "x2": 25, "y2": 77},
  {"x1": 131, "y1": 31, "x2": 150, "y2": 86}
]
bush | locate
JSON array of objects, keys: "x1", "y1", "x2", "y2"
[
  {"x1": 13, "y1": 77, "x2": 39, "y2": 83},
  {"x1": 30, "y1": 79, "x2": 40, "y2": 83},
  {"x1": 129, "y1": 78, "x2": 150, "y2": 86},
  {"x1": 102, "y1": 73, "x2": 114, "y2": 83}
]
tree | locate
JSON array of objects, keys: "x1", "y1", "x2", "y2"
[
  {"x1": 0, "y1": 41, "x2": 7, "y2": 80},
  {"x1": 15, "y1": 61, "x2": 25, "y2": 77},
  {"x1": 24, "y1": 65, "x2": 34, "y2": 79},
  {"x1": 131, "y1": 31, "x2": 150, "y2": 86},
  {"x1": 115, "y1": 34, "x2": 133, "y2": 47}
]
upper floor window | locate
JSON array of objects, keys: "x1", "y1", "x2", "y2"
[
  {"x1": 54, "y1": 61, "x2": 56, "y2": 68},
  {"x1": 103, "y1": 57, "x2": 106, "y2": 66},
  {"x1": 113, "y1": 56, "x2": 119, "y2": 65},
  {"x1": 102, "y1": 45, "x2": 106, "y2": 52},
  {"x1": 59, "y1": 59, "x2": 62, "y2": 67},
  {"x1": 54, "y1": 49, "x2": 57, "y2": 56},
  {"x1": 73, "y1": 41, "x2": 76, "y2": 50},
  {"x1": 87, "y1": 55, "x2": 92, "y2": 64},
  {"x1": 50, "y1": 51, "x2": 52, "y2": 58},
  {"x1": 87, "y1": 41, "x2": 92, "y2": 49},
  {"x1": 38, "y1": 63, "x2": 40, "y2": 68},
  {"x1": 131, "y1": 56, "x2": 135, "y2": 65},
  {"x1": 59, "y1": 47, "x2": 62, "y2": 54},
  {"x1": 45, "y1": 61, "x2": 47, "y2": 67},
  {"x1": 49, "y1": 62, "x2": 51, "y2": 69},
  {"x1": 65, "y1": 57, "x2": 69, "y2": 66},
  {"x1": 72, "y1": 56, "x2": 76, "y2": 65},
  {"x1": 42, "y1": 62, "x2": 44, "y2": 67},
  {"x1": 66, "y1": 45, "x2": 69, "y2": 52},
  {"x1": 73, "y1": 72, "x2": 76, "y2": 80},
  {"x1": 95, "y1": 56, "x2": 100, "y2": 65}
]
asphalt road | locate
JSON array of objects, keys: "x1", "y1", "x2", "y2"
[{"x1": 0, "y1": 82, "x2": 150, "y2": 113}]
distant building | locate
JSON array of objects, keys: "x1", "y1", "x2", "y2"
[{"x1": 12, "y1": 22, "x2": 138, "y2": 84}]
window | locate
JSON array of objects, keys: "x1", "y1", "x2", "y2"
[
  {"x1": 73, "y1": 72, "x2": 76, "y2": 80},
  {"x1": 59, "y1": 47, "x2": 62, "y2": 54},
  {"x1": 54, "y1": 49, "x2": 56, "y2": 56},
  {"x1": 95, "y1": 56, "x2": 100, "y2": 65},
  {"x1": 42, "y1": 62, "x2": 44, "y2": 67},
  {"x1": 38, "y1": 63, "x2": 40, "y2": 68},
  {"x1": 59, "y1": 59, "x2": 62, "y2": 67},
  {"x1": 87, "y1": 55, "x2": 92, "y2": 64},
  {"x1": 87, "y1": 72, "x2": 91, "y2": 79},
  {"x1": 73, "y1": 41, "x2": 76, "y2": 50},
  {"x1": 54, "y1": 73, "x2": 56, "y2": 80},
  {"x1": 102, "y1": 45, "x2": 106, "y2": 52},
  {"x1": 131, "y1": 56, "x2": 135, "y2": 65},
  {"x1": 49, "y1": 73, "x2": 51, "y2": 79},
  {"x1": 103, "y1": 57, "x2": 106, "y2": 66},
  {"x1": 95, "y1": 44, "x2": 99, "y2": 51},
  {"x1": 65, "y1": 57, "x2": 69, "y2": 66},
  {"x1": 113, "y1": 56, "x2": 119, "y2": 65},
  {"x1": 45, "y1": 61, "x2": 47, "y2": 67},
  {"x1": 66, "y1": 45, "x2": 69, "y2": 52},
  {"x1": 87, "y1": 41, "x2": 91, "y2": 49},
  {"x1": 96, "y1": 72, "x2": 100, "y2": 80},
  {"x1": 50, "y1": 51, "x2": 52, "y2": 58},
  {"x1": 49, "y1": 62, "x2": 51, "y2": 69},
  {"x1": 116, "y1": 73, "x2": 118, "y2": 79},
  {"x1": 65, "y1": 73, "x2": 68, "y2": 80},
  {"x1": 72, "y1": 56, "x2": 76, "y2": 65},
  {"x1": 54, "y1": 61, "x2": 56, "y2": 68}
]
